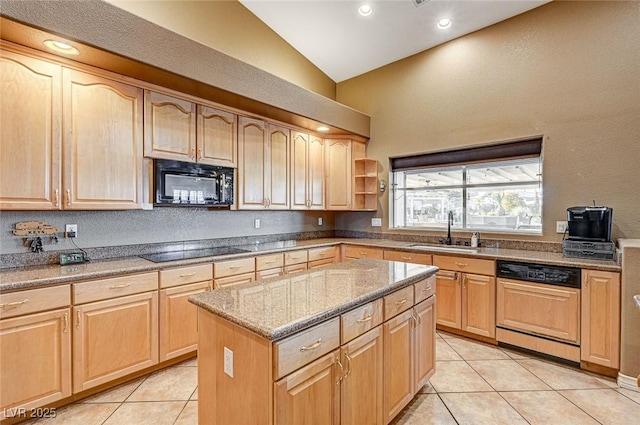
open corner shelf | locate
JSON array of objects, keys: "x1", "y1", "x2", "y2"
[{"x1": 353, "y1": 158, "x2": 378, "y2": 211}]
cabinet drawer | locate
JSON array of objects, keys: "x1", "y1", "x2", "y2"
[
  {"x1": 414, "y1": 275, "x2": 436, "y2": 304},
  {"x1": 433, "y1": 255, "x2": 495, "y2": 276},
  {"x1": 307, "y1": 246, "x2": 336, "y2": 262},
  {"x1": 384, "y1": 286, "x2": 414, "y2": 321},
  {"x1": 383, "y1": 250, "x2": 432, "y2": 265},
  {"x1": 256, "y1": 253, "x2": 284, "y2": 271},
  {"x1": 341, "y1": 299, "x2": 383, "y2": 343},
  {"x1": 73, "y1": 272, "x2": 158, "y2": 304},
  {"x1": 274, "y1": 317, "x2": 340, "y2": 380},
  {"x1": 214, "y1": 257, "x2": 255, "y2": 278},
  {"x1": 284, "y1": 250, "x2": 308, "y2": 266},
  {"x1": 159, "y1": 264, "x2": 213, "y2": 288},
  {"x1": 344, "y1": 245, "x2": 383, "y2": 259},
  {"x1": 256, "y1": 267, "x2": 283, "y2": 280},
  {"x1": 214, "y1": 272, "x2": 255, "y2": 288},
  {"x1": 0, "y1": 285, "x2": 71, "y2": 319},
  {"x1": 308, "y1": 258, "x2": 334, "y2": 269},
  {"x1": 284, "y1": 263, "x2": 308, "y2": 274}
]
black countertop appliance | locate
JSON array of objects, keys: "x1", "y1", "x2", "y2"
[{"x1": 566, "y1": 206, "x2": 613, "y2": 242}]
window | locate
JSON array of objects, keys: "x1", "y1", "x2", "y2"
[{"x1": 391, "y1": 140, "x2": 542, "y2": 234}]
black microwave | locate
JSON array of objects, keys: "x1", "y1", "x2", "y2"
[{"x1": 153, "y1": 159, "x2": 234, "y2": 207}]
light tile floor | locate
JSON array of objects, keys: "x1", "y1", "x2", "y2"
[{"x1": 19, "y1": 333, "x2": 640, "y2": 425}]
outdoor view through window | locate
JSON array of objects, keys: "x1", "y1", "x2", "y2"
[{"x1": 392, "y1": 157, "x2": 542, "y2": 233}]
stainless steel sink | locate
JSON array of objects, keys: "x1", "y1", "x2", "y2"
[{"x1": 407, "y1": 244, "x2": 479, "y2": 254}]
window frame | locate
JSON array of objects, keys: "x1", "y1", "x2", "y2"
[{"x1": 390, "y1": 156, "x2": 543, "y2": 234}]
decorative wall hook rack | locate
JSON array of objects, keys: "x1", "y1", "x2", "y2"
[{"x1": 12, "y1": 221, "x2": 59, "y2": 252}]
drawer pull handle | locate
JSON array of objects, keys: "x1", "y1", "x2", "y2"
[
  {"x1": 437, "y1": 272, "x2": 458, "y2": 280},
  {"x1": 180, "y1": 272, "x2": 197, "y2": 277},
  {"x1": 335, "y1": 357, "x2": 345, "y2": 384},
  {"x1": 109, "y1": 283, "x2": 130, "y2": 290},
  {"x1": 63, "y1": 312, "x2": 69, "y2": 333},
  {"x1": 422, "y1": 287, "x2": 432, "y2": 292},
  {"x1": 228, "y1": 266, "x2": 242, "y2": 270},
  {"x1": 291, "y1": 256, "x2": 301, "y2": 260},
  {"x1": 455, "y1": 262, "x2": 468, "y2": 267},
  {"x1": 357, "y1": 313, "x2": 373, "y2": 323},
  {"x1": 0, "y1": 299, "x2": 29, "y2": 308},
  {"x1": 402, "y1": 256, "x2": 412, "y2": 260},
  {"x1": 53, "y1": 189, "x2": 59, "y2": 207},
  {"x1": 300, "y1": 338, "x2": 322, "y2": 352},
  {"x1": 395, "y1": 299, "x2": 408, "y2": 306},
  {"x1": 65, "y1": 189, "x2": 71, "y2": 206},
  {"x1": 265, "y1": 260, "x2": 277, "y2": 264},
  {"x1": 76, "y1": 310, "x2": 81, "y2": 329}
]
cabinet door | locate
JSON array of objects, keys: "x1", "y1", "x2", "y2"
[
  {"x1": 462, "y1": 274, "x2": 496, "y2": 338},
  {"x1": 197, "y1": 105, "x2": 237, "y2": 167},
  {"x1": 581, "y1": 270, "x2": 620, "y2": 368},
  {"x1": 341, "y1": 326, "x2": 384, "y2": 425},
  {"x1": 383, "y1": 309, "x2": 414, "y2": 423},
  {"x1": 291, "y1": 131, "x2": 309, "y2": 209},
  {"x1": 267, "y1": 123, "x2": 290, "y2": 209},
  {"x1": 0, "y1": 308, "x2": 71, "y2": 414},
  {"x1": 63, "y1": 69, "x2": 143, "y2": 209},
  {"x1": 73, "y1": 292, "x2": 158, "y2": 392},
  {"x1": 159, "y1": 281, "x2": 211, "y2": 361},
  {"x1": 325, "y1": 139, "x2": 352, "y2": 210},
  {"x1": 274, "y1": 350, "x2": 340, "y2": 425},
  {"x1": 413, "y1": 297, "x2": 436, "y2": 393},
  {"x1": 0, "y1": 50, "x2": 62, "y2": 210},
  {"x1": 308, "y1": 135, "x2": 325, "y2": 209},
  {"x1": 435, "y1": 271, "x2": 462, "y2": 329},
  {"x1": 144, "y1": 90, "x2": 196, "y2": 161},
  {"x1": 237, "y1": 116, "x2": 267, "y2": 208}
]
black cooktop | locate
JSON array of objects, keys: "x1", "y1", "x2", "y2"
[{"x1": 140, "y1": 246, "x2": 250, "y2": 263}]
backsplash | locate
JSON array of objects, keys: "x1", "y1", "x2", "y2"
[{"x1": 0, "y1": 209, "x2": 335, "y2": 267}]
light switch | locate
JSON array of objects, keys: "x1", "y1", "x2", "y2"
[
  {"x1": 371, "y1": 218, "x2": 382, "y2": 227},
  {"x1": 254, "y1": 218, "x2": 261, "y2": 229},
  {"x1": 224, "y1": 347, "x2": 234, "y2": 377}
]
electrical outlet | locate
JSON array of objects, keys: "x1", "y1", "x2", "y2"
[
  {"x1": 65, "y1": 224, "x2": 78, "y2": 238},
  {"x1": 223, "y1": 347, "x2": 234, "y2": 377},
  {"x1": 371, "y1": 218, "x2": 382, "y2": 227},
  {"x1": 318, "y1": 217, "x2": 323, "y2": 226},
  {"x1": 556, "y1": 221, "x2": 568, "y2": 233},
  {"x1": 254, "y1": 218, "x2": 261, "y2": 229}
]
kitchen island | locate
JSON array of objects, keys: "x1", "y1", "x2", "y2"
[{"x1": 189, "y1": 258, "x2": 438, "y2": 425}]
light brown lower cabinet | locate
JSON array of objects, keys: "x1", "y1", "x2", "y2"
[
  {"x1": 274, "y1": 350, "x2": 341, "y2": 425},
  {"x1": 383, "y1": 309, "x2": 414, "y2": 423},
  {"x1": 435, "y1": 270, "x2": 495, "y2": 338},
  {"x1": 0, "y1": 308, "x2": 72, "y2": 415},
  {"x1": 340, "y1": 326, "x2": 384, "y2": 425},
  {"x1": 383, "y1": 295, "x2": 436, "y2": 424},
  {"x1": 73, "y1": 292, "x2": 158, "y2": 392},
  {"x1": 159, "y1": 281, "x2": 211, "y2": 361},
  {"x1": 581, "y1": 270, "x2": 621, "y2": 369}
]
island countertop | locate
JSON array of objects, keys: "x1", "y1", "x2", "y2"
[{"x1": 189, "y1": 258, "x2": 438, "y2": 341}]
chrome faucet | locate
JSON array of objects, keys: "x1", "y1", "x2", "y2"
[{"x1": 445, "y1": 210, "x2": 453, "y2": 245}]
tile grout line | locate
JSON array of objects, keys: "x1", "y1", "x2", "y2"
[{"x1": 554, "y1": 389, "x2": 605, "y2": 424}]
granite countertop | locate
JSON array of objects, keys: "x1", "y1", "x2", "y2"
[
  {"x1": 0, "y1": 237, "x2": 621, "y2": 292},
  {"x1": 189, "y1": 259, "x2": 437, "y2": 341}
]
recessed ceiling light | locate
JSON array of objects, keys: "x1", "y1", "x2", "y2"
[
  {"x1": 317, "y1": 126, "x2": 330, "y2": 132},
  {"x1": 43, "y1": 39, "x2": 80, "y2": 55},
  {"x1": 437, "y1": 18, "x2": 452, "y2": 29},
  {"x1": 359, "y1": 4, "x2": 373, "y2": 17}
]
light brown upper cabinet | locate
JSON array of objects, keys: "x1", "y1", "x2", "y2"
[
  {"x1": 197, "y1": 105, "x2": 237, "y2": 167},
  {"x1": 144, "y1": 91, "x2": 196, "y2": 161},
  {"x1": 291, "y1": 131, "x2": 325, "y2": 210},
  {"x1": 325, "y1": 139, "x2": 352, "y2": 210},
  {"x1": 1, "y1": 50, "x2": 62, "y2": 210},
  {"x1": 144, "y1": 90, "x2": 237, "y2": 167},
  {"x1": 1, "y1": 49, "x2": 144, "y2": 210},
  {"x1": 63, "y1": 69, "x2": 143, "y2": 209},
  {"x1": 237, "y1": 116, "x2": 290, "y2": 209}
]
